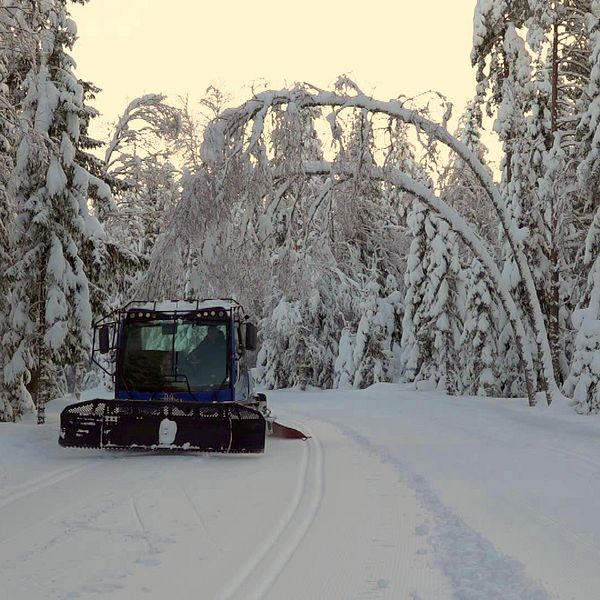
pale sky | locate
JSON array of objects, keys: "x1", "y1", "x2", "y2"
[{"x1": 70, "y1": 0, "x2": 479, "y2": 134}]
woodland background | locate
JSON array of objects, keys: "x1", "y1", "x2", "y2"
[{"x1": 2, "y1": 0, "x2": 600, "y2": 421}]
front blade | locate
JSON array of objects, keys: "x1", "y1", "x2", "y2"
[
  {"x1": 271, "y1": 420, "x2": 310, "y2": 440},
  {"x1": 59, "y1": 399, "x2": 265, "y2": 453}
]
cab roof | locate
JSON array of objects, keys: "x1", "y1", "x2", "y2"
[{"x1": 125, "y1": 299, "x2": 243, "y2": 314}]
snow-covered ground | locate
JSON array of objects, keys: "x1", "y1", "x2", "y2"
[{"x1": 1, "y1": 384, "x2": 599, "y2": 600}]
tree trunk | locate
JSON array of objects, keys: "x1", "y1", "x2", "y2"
[{"x1": 547, "y1": 20, "x2": 562, "y2": 392}]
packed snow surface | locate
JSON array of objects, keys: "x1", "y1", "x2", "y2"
[{"x1": 1, "y1": 384, "x2": 598, "y2": 599}]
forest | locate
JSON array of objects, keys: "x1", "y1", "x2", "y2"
[{"x1": 2, "y1": 0, "x2": 600, "y2": 421}]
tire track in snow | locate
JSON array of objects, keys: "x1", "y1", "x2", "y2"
[{"x1": 217, "y1": 418, "x2": 324, "y2": 600}]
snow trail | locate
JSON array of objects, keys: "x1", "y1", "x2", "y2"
[
  {"x1": 179, "y1": 484, "x2": 223, "y2": 553},
  {"x1": 335, "y1": 421, "x2": 555, "y2": 600},
  {"x1": 262, "y1": 415, "x2": 452, "y2": 600},
  {"x1": 273, "y1": 384, "x2": 600, "y2": 599},
  {"x1": 0, "y1": 463, "x2": 93, "y2": 512},
  {"x1": 218, "y1": 419, "x2": 324, "y2": 600},
  {"x1": 5, "y1": 385, "x2": 599, "y2": 598}
]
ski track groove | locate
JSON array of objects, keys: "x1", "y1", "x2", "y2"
[
  {"x1": 0, "y1": 458, "x2": 128, "y2": 548},
  {"x1": 180, "y1": 484, "x2": 223, "y2": 553},
  {"x1": 217, "y1": 418, "x2": 323, "y2": 600},
  {"x1": 129, "y1": 493, "x2": 158, "y2": 556},
  {"x1": 0, "y1": 450, "x2": 143, "y2": 516},
  {"x1": 0, "y1": 494, "x2": 124, "y2": 576},
  {"x1": 0, "y1": 452, "x2": 140, "y2": 546},
  {"x1": 0, "y1": 463, "x2": 92, "y2": 512}
]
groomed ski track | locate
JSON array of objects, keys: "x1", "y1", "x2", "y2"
[
  {"x1": 217, "y1": 421, "x2": 324, "y2": 600},
  {"x1": 2, "y1": 384, "x2": 597, "y2": 599},
  {"x1": 0, "y1": 407, "x2": 451, "y2": 600}
]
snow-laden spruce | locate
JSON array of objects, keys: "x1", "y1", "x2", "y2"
[
  {"x1": 471, "y1": 1, "x2": 600, "y2": 406},
  {"x1": 1, "y1": 1, "x2": 112, "y2": 421},
  {"x1": 193, "y1": 79, "x2": 562, "y2": 404},
  {"x1": 492, "y1": 23, "x2": 542, "y2": 398},
  {"x1": 460, "y1": 259, "x2": 501, "y2": 396},
  {"x1": 565, "y1": 207, "x2": 600, "y2": 413},
  {"x1": 133, "y1": 63, "x2": 600, "y2": 409},
  {"x1": 0, "y1": 4, "x2": 20, "y2": 420},
  {"x1": 578, "y1": 1, "x2": 600, "y2": 221},
  {"x1": 400, "y1": 204, "x2": 462, "y2": 393}
]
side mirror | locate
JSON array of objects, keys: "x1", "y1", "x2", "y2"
[
  {"x1": 98, "y1": 325, "x2": 111, "y2": 354},
  {"x1": 244, "y1": 322, "x2": 258, "y2": 351}
]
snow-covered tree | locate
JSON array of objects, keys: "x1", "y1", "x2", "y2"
[
  {"x1": 258, "y1": 296, "x2": 305, "y2": 389},
  {"x1": 401, "y1": 205, "x2": 462, "y2": 393},
  {"x1": 439, "y1": 102, "x2": 503, "y2": 395},
  {"x1": 489, "y1": 24, "x2": 544, "y2": 396},
  {"x1": 564, "y1": 227, "x2": 600, "y2": 413},
  {"x1": 110, "y1": 157, "x2": 179, "y2": 269},
  {"x1": 2, "y1": 0, "x2": 111, "y2": 421},
  {"x1": 352, "y1": 276, "x2": 403, "y2": 388},
  {"x1": 0, "y1": 55, "x2": 14, "y2": 420},
  {"x1": 326, "y1": 110, "x2": 407, "y2": 387},
  {"x1": 176, "y1": 86, "x2": 232, "y2": 173},
  {"x1": 95, "y1": 93, "x2": 183, "y2": 291},
  {"x1": 461, "y1": 259, "x2": 502, "y2": 396},
  {"x1": 0, "y1": 0, "x2": 34, "y2": 419},
  {"x1": 440, "y1": 101, "x2": 496, "y2": 248},
  {"x1": 103, "y1": 94, "x2": 181, "y2": 182},
  {"x1": 565, "y1": 202, "x2": 600, "y2": 412},
  {"x1": 578, "y1": 0, "x2": 600, "y2": 209},
  {"x1": 471, "y1": 1, "x2": 600, "y2": 397},
  {"x1": 142, "y1": 79, "x2": 565, "y2": 405},
  {"x1": 564, "y1": 295, "x2": 600, "y2": 414},
  {"x1": 258, "y1": 244, "x2": 346, "y2": 390},
  {"x1": 400, "y1": 201, "x2": 429, "y2": 384},
  {"x1": 255, "y1": 101, "x2": 345, "y2": 387}
]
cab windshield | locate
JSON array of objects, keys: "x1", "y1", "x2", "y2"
[{"x1": 118, "y1": 320, "x2": 229, "y2": 393}]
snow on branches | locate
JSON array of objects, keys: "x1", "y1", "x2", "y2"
[
  {"x1": 0, "y1": 0, "x2": 113, "y2": 421},
  {"x1": 158, "y1": 77, "x2": 566, "y2": 404}
]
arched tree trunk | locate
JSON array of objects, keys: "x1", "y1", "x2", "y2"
[
  {"x1": 302, "y1": 160, "x2": 537, "y2": 406},
  {"x1": 204, "y1": 87, "x2": 561, "y2": 403}
]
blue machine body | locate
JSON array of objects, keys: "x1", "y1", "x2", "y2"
[
  {"x1": 58, "y1": 299, "x2": 264, "y2": 453},
  {"x1": 112, "y1": 301, "x2": 252, "y2": 404}
]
